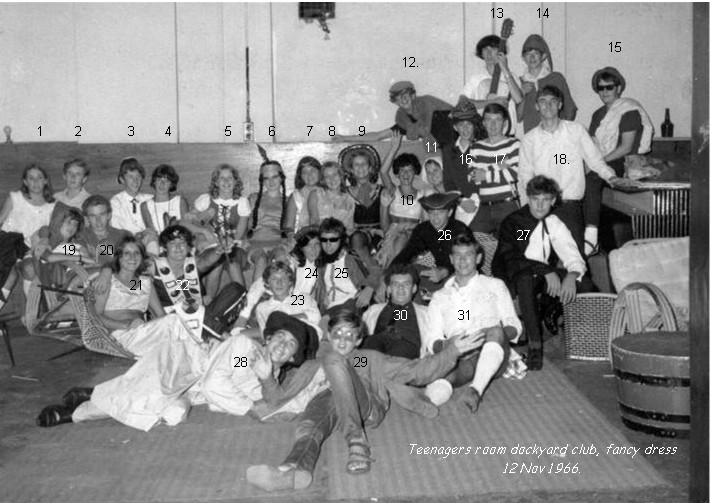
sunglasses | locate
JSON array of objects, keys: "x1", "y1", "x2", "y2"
[
  {"x1": 596, "y1": 84, "x2": 617, "y2": 92},
  {"x1": 320, "y1": 237, "x2": 341, "y2": 243}
]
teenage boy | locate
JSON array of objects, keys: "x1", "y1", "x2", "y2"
[
  {"x1": 391, "y1": 192, "x2": 472, "y2": 288},
  {"x1": 518, "y1": 85, "x2": 625, "y2": 255},
  {"x1": 76, "y1": 195, "x2": 130, "y2": 267},
  {"x1": 315, "y1": 218, "x2": 381, "y2": 313},
  {"x1": 425, "y1": 233, "x2": 522, "y2": 412},
  {"x1": 110, "y1": 157, "x2": 152, "y2": 235},
  {"x1": 246, "y1": 308, "x2": 481, "y2": 492},
  {"x1": 361, "y1": 263, "x2": 430, "y2": 359},
  {"x1": 517, "y1": 34, "x2": 578, "y2": 134},
  {"x1": 442, "y1": 100, "x2": 487, "y2": 199},
  {"x1": 492, "y1": 176, "x2": 593, "y2": 370},
  {"x1": 468, "y1": 102, "x2": 521, "y2": 234},
  {"x1": 584, "y1": 66, "x2": 653, "y2": 255},
  {"x1": 54, "y1": 158, "x2": 92, "y2": 209},
  {"x1": 333, "y1": 81, "x2": 454, "y2": 148}
]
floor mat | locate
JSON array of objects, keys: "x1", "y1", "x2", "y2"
[{"x1": 324, "y1": 360, "x2": 669, "y2": 500}]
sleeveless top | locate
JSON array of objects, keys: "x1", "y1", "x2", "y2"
[
  {"x1": 293, "y1": 190, "x2": 311, "y2": 234},
  {"x1": 145, "y1": 196, "x2": 183, "y2": 233},
  {"x1": 351, "y1": 185, "x2": 382, "y2": 228},
  {"x1": 314, "y1": 188, "x2": 355, "y2": 231},
  {"x1": 249, "y1": 192, "x2": 283, "y2": 243},
  {"x1": 104, "y1": 274, "x2": 152, "y2": 312},
  {"x1": 1, "y1": 191, "x2": 56, "y2": 247},
  {"x1": 389, "y1": 187, "x2": 424, "y2": 220}
]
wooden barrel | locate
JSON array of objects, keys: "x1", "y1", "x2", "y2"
[{"x1": 611, "y1": 331, "x2": 689, "y2": 438}]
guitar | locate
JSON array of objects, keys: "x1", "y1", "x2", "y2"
[{"x1": 477, "y1": 19, "x2": 515, "y2": 101}]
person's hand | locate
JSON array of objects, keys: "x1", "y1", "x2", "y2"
[
  {"x1": 389, "y1": 130, "x2": 403, "y2": 149},
  {"x1": 467, "y1": 168, "x2": 488, "y2": 184},
  {"x1": 521, "y1": 82, "x2": 536, "y2": 95},
  {"x1": 92, "y1": 268, "x2": 113, "y2": 295},
  {"x1": 450, "y1": 331, "x2": 485, "y2": 355},
  {"x1": 560, "y1": 274, "x2": 578, "y2": 305},
  {"x1": 355, "y1": 286, "x2": 374, "y2": 309},
  {"x1": 494, "y1": 52, "x2": 510, "y2": 72},
  {"x1": 459, "y1": 198, "x2": 478, "y2": 213},
  {"x1": 544, "y1": 272, "x2": 562, "y2": 298},
  {"x1": 421, "y1": 267, "x2": 449, "y2": 283},
  {"x1": 127, "y1": 318, "x2": 145, "y2": 330},
  {"x1": 33, "y1": 243, "x2": 50, "y2": 259},
  {"x1": 251, "y1": 346, "x2": 273, "y2": 381}
]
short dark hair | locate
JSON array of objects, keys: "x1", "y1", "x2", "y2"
[
  {"x1": 393, "y1": 153, "x2": 422, "y2": 176},
  {"x1": 63, "y1": 158, "x2": 89, "y2": 176},
  {"x1": 596, "y1": 71, "x2": 622, "y2": 87},
  {"x1": 482, "y1": 102, "x2": 510, "y2": 124},
  {"x1": 82, "y1": 194, "x2": 111, "y2": 216},
  {"x1": 319, "y1": 217, "x2": 347, "y2": 239},
  {"x1": 118, "y1": 157, "x2": 146, "y2": 184},
  {"x1": 150, "y1": 164, "x2": 180, "y2": 192},
  {"x1": 449, "y1": 232, "x2": 482, "y2": 256},
  {"x1": 526, "y1": 175, "x2": 562, "y2": 200},
  {"x1": 385, "y1": 262, "x2": 420, "y2": 288},
  {"x1": 536, "y1": 85, "x2": 563, "y2": 102},
  {"x1": 159, "y1": 224, "x2": 194, "y2": 250},
  {"x1": 389, "y1": 86, "x2": 415, "y2": 103},
  {"x1": 476, "y1": 35, "x2": 504, "y2": 59}
]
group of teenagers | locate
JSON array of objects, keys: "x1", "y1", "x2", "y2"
[{"x1": 0, "y1": 30, "x2": 653, "y2": 492}]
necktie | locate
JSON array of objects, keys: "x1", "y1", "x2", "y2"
[{"x1": 131, "y1": 198, "x2": 138, "y2": 214}]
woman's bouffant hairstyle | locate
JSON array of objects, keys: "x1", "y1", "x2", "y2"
[
  {"x1": 320, "y1": 161, "x2": 347, "y2": 192},
  {"x1": 393, "y1": 153, "x2": 422, "y2": 176},
  {"x1": 150, "y1": 164, "x2": 180, "y2": 192},
  {"x1": 327, "y1": 308, "x2": 368, "y2": 341},
  {"x1": 112, "y1": 235, "x2": 149, "y2": 275},
  {"x1": 21, "y1": 164, "x2": 55, "y2": 203},
  {"x1": 291, "y1": 227, "x2": 320, "y2": 267},
  {"x1": 159, "y1": 224, "x2": 195, "y2": 250},
  {"x1": 248, "y1": 161, "x2": 287, "y2": 239},
  {"x1": 476, "y1": 35, "x2": 505, "y2": 59},
  {"x1": 294, "y1": 156, "x2": 323, "y2": 190},
  {"x1": 262, "y1": 260, "x2": 296, "y2": 287},
  {"x1": 208, "y1": 164, "x2": 244, "y2": 200}
]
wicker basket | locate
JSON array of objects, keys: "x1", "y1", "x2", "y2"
[{"x1": 563, "y1": 293, "x2": 618, "y2": 361}]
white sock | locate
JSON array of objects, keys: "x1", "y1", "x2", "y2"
[
  {"x1": 471, "y1": 342, "x2": 505, "y2": 395},
  {"x1": 584, "y1": 227, "x2": 598, "y2": 254},
  {"x1": 22, "y1": 279, "x2": 31, "y2": 296}
]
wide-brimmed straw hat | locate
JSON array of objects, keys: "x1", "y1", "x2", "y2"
[{"x1": 338, "y1": 144, "x2": 381, "y2": 173}]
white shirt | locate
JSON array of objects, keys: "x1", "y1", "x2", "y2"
[
  {"x1": 426, "y1": 274, "x2": 522, "y2": 354},
  {"x1": 323, "y1": 254, "x2": 358, "y2": 309},
  {"x1": 518, "y1": 120, "x2": 615, "y2": 204},
  {"x1": 110, "y1": 190, "x2": 152, "y2": 234},
  {"x1": 527, "y1": 215, "x2": 587, "y2": 279}
]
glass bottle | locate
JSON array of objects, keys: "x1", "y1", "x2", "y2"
[{"x1": 661, "y1": 108, "x2": 674, "y2": 138}]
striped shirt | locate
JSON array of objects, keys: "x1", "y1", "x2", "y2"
[{"x1": 470, "y1": 137, "x2": 520, "y2": 203}]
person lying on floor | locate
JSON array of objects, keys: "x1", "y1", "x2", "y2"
[
  {"x1": 36, "y1": 310, "x2": 320, "y2": 431},
  {"x1": 491, "y1": 175, "x2": 593, "y2": 370},
  {"x1": 246, "y1": 308, "x2": 482, "y2": 492},
  {"x1": 360, "y1": 263, "x2": 430, "y2": 359},
  {"x1": 423, "y1": 232, "x2": 522, "y2": 412}
]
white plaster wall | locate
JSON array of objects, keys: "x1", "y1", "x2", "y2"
[{"x1": 0, "y1": 3, "x2": 695, "y2": 143}]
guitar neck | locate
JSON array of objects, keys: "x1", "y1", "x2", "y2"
[{"x1": 488, "y1": 37, "x2": 509, "y2": 96}]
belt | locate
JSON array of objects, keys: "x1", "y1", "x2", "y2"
[{"x1": 480, "y1": 197, "x2": 517, "y2": 207}]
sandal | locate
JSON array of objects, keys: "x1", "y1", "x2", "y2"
[
  {"x1": 62, "y1": 387, "x2": 93, "y2": 409},
  {"x1": 346, "y1": 439, "x2": 373, "y2": 475},
  {"x1": 36, "y1": 404, "x2": 74, "y2": 427}
]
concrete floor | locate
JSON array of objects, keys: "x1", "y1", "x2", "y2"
[{"x1": 0, "y1": 311, "x2": 691, "y2": 503}]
